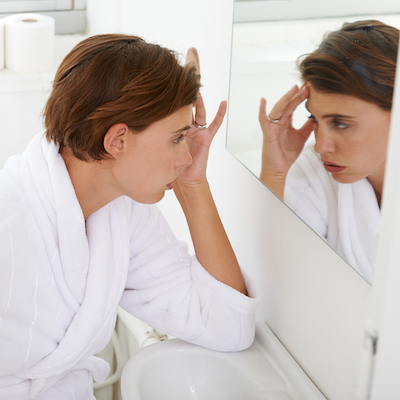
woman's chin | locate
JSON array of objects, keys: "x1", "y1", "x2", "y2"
[
  {"x1": 129, "y1": 191, "x2": 165, "y2": 205},
  {"x1": 330, "y1": 173, "x2": 361, "y2": 185},
  {"x1": 154, "y1": 191, "x2": 165, "y2": 203},
  {"x1": 148, "y1": 192, "x2": 165, "y2": 204}
]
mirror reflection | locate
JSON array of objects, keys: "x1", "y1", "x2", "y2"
[{"x1": 227, "y1": 1, "x2": 400, "y2": 284}]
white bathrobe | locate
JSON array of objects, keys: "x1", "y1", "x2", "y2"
[
  {"x1": 285, "y1": 146, "x2": 380, "y2": 284},
  {"x1": 0, "y1": 132, "x2": 259, "y2": 399}
]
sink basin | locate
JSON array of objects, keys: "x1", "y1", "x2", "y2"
[{"x1": 121, "y1": 322, "x2": 326, "y2": 400}]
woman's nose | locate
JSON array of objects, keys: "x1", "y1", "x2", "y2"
[{"x1": 314, "y1": 127, "x2": 335, "y2": 155}]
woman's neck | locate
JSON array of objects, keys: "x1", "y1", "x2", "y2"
[
  {"x1": 367, "y1": 172, "x2": 385, "y2": 209},
  {"x1": 60, "y1": 147, "x2": 121, "y2": 220}
]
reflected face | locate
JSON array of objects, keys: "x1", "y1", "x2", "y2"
[
  {"x1": 114, "y1": 105, "x2": 193, "y2": 204},
  {"x1": 306, "y1": 84, "x2": 391, "y2": 188}
]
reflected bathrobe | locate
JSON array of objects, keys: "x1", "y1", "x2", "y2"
[
  {"x1": 285, "y1": 146, "x2": 380, "y2": 284},
  {"x1": 0, "y1": 132, "x2": 259, "y2": 399}
]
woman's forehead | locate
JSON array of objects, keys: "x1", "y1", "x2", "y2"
[{"x1": 306, "y1": 86, "x2": 369, "y2": 115}]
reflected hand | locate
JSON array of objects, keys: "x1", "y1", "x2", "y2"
[
  {"x1": 259, "y1": 84, "x2": 314, "y2": 179},
  {"x1": 176, "y1": 93, "x2": 227, "y2": 188}
]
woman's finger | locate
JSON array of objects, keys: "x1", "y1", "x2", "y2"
[
  {"x1": 283, "y1": 85, "x2": 309, "y2": 117},
  {"x1": 259, "y1": 97, "x2": 268, "y2": 125},
  {"x1": 186, "y1": 47, "x2": 200, "y2": 74},
  {"x1": 194, "y1": 92, "x2": 207, "y2": 126},
  {"x1": 297, "y1": 117, "x2": 315, "y2": 142},
  {"x1": 268, "y1": 85, "x2": 299, "y2": 120},
  {"x1": 206, "y1": 100, "x2": 227, "y2": 137}
]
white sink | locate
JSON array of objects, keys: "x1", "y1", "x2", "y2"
[{"x1": 121, "y1": 322, "x2": 326, "y2": 400}]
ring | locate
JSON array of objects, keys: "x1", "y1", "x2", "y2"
[
  {"x1": 267, "y1": 114, "x2": 281, "y2": 124},
  {"x1": 193, "y1": 120, "x2": 207, "y2": 129}
]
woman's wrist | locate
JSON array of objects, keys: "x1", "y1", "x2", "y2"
[
  {"x1": 259, "y1": 170, "x2": 286, "y2": 200},
  {"x1": 173, "y1": 178, "x2": 209, "y2": 198}
]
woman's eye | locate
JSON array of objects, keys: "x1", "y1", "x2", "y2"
[
  {"x1": 333, "y1": 120, "x2": 349, "y2": 129},
  {"x1": 174, "y1": 133, "x2": 185, "y2": 144}
]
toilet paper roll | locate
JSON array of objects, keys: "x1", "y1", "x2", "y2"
[{"x1": 4, "y1": 13, "x2": 55, "y2": 73}]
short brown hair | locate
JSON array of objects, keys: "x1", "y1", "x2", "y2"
[
  {"x1": 298, "y1": 20, "x2": 399, "y2": 110},
  {"x1": 44, "y1": 34, "x2": 201, "y2": 160}
]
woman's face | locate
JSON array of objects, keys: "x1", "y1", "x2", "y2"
[
  {"x1": 112, "y1": 105, "x2": 193, "y2": 204},
  {"x1": 306, "y1": 84, "x2": 391, "y2": 189}
]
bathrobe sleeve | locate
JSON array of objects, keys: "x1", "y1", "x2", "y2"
[{"x1": 118, "y1": 200, "x2": 259, "y2": 352}]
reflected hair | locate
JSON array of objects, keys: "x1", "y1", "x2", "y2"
[
  {"x1": 44, "y1": 34, "x2": 201, "y2": 161},
  {"x1": 298, "y1": 20, "x2": 399, "y2": 111}
]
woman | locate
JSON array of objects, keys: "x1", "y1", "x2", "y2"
[
  {"x1": 0, "y1": 35, "x2": 258, "y2": 399},
  {"x1": 259, "y1": 20, "x2": 398, "y2": 283}
]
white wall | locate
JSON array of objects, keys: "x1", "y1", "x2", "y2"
[
  {"x1": 0, "y1": 87, "x2": 47, "y2": 167},
  {"x1": 0, "y1": 34, "x2": 90, "y2": 168}
]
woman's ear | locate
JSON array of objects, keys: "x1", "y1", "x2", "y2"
[{"x1": 104, "y1": 123, "x2": 130, "y2": 159}]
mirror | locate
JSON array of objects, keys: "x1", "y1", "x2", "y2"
[{"x1": 227, "y1": 0, "x2": 400, "y2": 284}]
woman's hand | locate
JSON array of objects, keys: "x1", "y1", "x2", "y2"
[
  {"x1": 176, "y1": 93, "x2": 227, "y2": 188},
  {"x1": 259, "y1": 84, "x2": 314, "y2": 198}
]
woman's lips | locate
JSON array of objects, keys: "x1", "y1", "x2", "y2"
[{"x1": 323, "y1": 161, "x2": 346, "y2": 173}]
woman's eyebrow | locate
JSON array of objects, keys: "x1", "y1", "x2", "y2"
[
  {"x1": 323, "y1": 113, "x2": 355, "y2": 119},
  {"x1": 172, "y1": 125, "x2": 191, "y2": 134},
  {"x1": 305, "y1": 101, "x2": 355, "y2": 119}
]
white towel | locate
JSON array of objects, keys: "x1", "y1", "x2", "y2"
[
  {"x1": 0, "y1": 132, "x2": 259, "y2": 399},
  {"x1": 285, "y1": 146, "x2": 380, "y2": 284}
]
